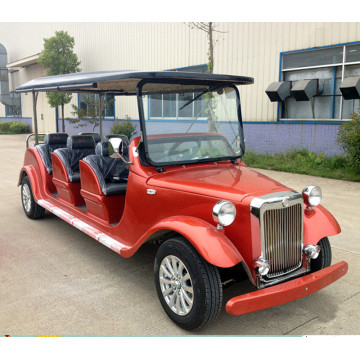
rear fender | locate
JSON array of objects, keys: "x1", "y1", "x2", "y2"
[
  {"x1": 141, "y1": 216, "x2": 243, "y2": 268},
  {"x1": 304, "y1": 205, "x2": 341, "y2": 245},
  {"x1": 18, "y1": 165, "x2": 41, "y2": 201}
]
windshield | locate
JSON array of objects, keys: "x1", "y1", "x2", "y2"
[{"x1": 141, "y1": 82, "x2": 244, "y2": 166}]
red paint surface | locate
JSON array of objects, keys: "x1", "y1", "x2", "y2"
[
  {"x1": 18, "y1": 135, "x2": 343, "y2": 275},
  {"x1": 226, "y1": 261, "x2": 348, "y2": 315}
]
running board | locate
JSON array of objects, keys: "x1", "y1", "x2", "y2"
[{"x1": 37, "y1": 199, "x2": 129, "y2": 256}]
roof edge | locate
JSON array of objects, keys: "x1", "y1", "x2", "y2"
[{"x1": 15, "y1": 70, "x2": 254, "y2": 94}]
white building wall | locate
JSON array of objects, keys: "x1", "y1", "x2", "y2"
[{"x1": 1, "y1": 22, "x2": 360, "y2": 131}]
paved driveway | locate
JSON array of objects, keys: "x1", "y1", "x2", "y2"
[{"x1": 0, "y1": 134, "x2": 359, "y2": 335}]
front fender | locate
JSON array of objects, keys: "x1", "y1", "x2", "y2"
[
  {"x1": 140, "y1": 216, "x2": 243, "y2": 268},
  {"x1": 303, "y1": 205, "x2": 341, "y2": 245}
]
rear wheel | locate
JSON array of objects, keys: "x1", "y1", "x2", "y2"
[
  {"x1": 310, "y1": 237, "x2": 332, "y2": 272},
  {"x1": 154, "y1": 237, "x2": 222, "y2": 331},
  {"x1": 21, "y1": 176, "x2": 45, "y2": 219}
]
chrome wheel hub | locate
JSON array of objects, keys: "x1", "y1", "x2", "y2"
[
  {"x1": 159, "y1": 255, "x2": 194, "y2": 316},
  {"x1": 22, "y1": 183, "x2": 31, "y2": 213}
]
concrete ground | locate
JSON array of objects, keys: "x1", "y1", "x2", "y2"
[{"x1": 0, "y1": 134, "x2": 359, "y2": 335}]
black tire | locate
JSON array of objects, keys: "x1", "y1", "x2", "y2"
[
  {"x1": 310, "y1": 237, "x2": 332, "y2": 272},
  {"x1": 154, "y1": 237, "x2": 222, "y2": 331},
  {"x1": 21, "y1": 176, "x2": 45, "y2": 219}
]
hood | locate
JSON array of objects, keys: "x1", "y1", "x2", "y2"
[{"x1": 147, "y1": 163, "x2": 291, "y2": 202}]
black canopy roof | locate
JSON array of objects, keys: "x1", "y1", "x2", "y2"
[{"x1": 15, "y1": 70, "x2": 254, "y2": 94}]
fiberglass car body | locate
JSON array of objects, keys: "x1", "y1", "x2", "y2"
[{"x1": 16, "y1": 70, "x2": 348, "y2": 330}]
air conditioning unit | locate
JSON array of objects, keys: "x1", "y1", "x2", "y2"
[
  {"x1": 265, "y1": 81, "x2": 291, "y2": 102},
  {"x1": 339, "y1": 76, "x2": 360, "y2": 100},
  {"x1": 291, "y1": 79, "x2": 318, "y2": 101}
]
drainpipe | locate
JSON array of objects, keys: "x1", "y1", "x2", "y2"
[{"x1": 0, "y1": 43, "x2": 21, "y2": 108}]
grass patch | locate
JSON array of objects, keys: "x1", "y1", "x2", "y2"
[{"x1": 242, "y1": 149, "x2": 360, "y2": 182}]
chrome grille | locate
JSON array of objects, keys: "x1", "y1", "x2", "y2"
[
  {"x1": 262, "y1": 203, "x2": 303, "y2": 277},
  {"x1": 251, "y1": 191, "x2": 304, "y2": 281}
]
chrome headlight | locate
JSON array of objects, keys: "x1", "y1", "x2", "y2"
[
  {"x1": 304, "y1": 244, "x2": 321, "y2": 259},
  {"x1": 212, "y1": 200, "x2": 236, "y2": 227},
  {"x1": 302, "y1": 185, "x2": 322, "y2": 208},
  {"x1": 253, "y1": 257, "x2": 270, "y2": 276}
]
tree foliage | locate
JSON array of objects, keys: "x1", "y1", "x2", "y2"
[
  {"x1": 189, "y1": 22, "x2": 226, "y2": 132},
  {"x1": 68, "y1": 94, "x2": 113, "y2": 132},
  {"x1": 110, "y1": 117, "x2": 138, "y2": 140},
  {"x1": 38, "y1": 30, "x2": 81, "y2": 131},
  {"x1": 337, "y1": 108, "x2": 360, "y2": 172},
  {"x1": 189, "y1": 22, "x2": 226, "y2": 74}
]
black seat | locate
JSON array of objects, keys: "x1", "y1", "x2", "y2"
[
  {"x1": 79, "y1": 132, "x2": 102, "y2": 144},
  {"x1": 36, "y1": 133, "x2": 68, "y2": 174},
  {"x1": 54, "y1": 135, "x2": 96, "y2": 182},
  {"x1": 83, "y1": 141, "x2": 129, "y2": 195}
]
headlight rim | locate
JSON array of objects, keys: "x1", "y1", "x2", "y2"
[
  {"x1": 302, "y1": 185, "x2": 322, "y2": 208},
  {"x1": 212, "y1": 200, "x2": 236, "y2": 227}
]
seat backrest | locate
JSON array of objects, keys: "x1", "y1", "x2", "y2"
[
  {"x1": 95, "y1": 141, "x2": 110, "y2": 156},
  {"x1": 54, "y1": 135, "x2": 95, "y2": 182},
  {"x1": 83, "y1": 141, "x2": 129, "y2": 194},
  {"x1": 79, "y1": 132, "x2": 102, "y2": 144},
  {"x1": 36, "y1": 133, "x2": 68, "y2": 174},
  {"x1": 121, "y1": 142, "x2": 129, "y2": 158}
]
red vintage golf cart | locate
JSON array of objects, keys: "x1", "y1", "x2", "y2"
[{"x1": 17, "y1": 71, "x2": 348, "y2": 330}]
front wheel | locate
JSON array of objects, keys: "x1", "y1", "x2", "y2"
[
  {"x1": 310, "y1": 237, "x2": 332, "y2": 272},
  {"x1": 154, "y1": 237, "x2": 223, "y2": 331},
  {"x1": 21, "y1": 176, "x2": 45, "y2": 219}
]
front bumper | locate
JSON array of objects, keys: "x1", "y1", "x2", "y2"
[{"x1": 226, "y1": 261, "x2": 348, "y2": 315}]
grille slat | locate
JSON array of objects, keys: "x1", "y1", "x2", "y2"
[{"x1": 262, "y1": 203, "x2": 303, "y2": 278}]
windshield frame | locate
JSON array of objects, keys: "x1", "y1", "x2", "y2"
[{"x1": 136, "y1": 78, "x2": 245, "y2": 167}]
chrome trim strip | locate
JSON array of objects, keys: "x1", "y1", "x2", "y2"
[
  {"x1": 257, "y1": 266, "x2": 310, "y2": 289},
  {"x1": 250, "y1": 191, "x2": 302, "y2": 218}
]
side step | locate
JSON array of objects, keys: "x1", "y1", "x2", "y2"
[{"x1": 37, "y1": 199, "x2": 129, "y2": 255}]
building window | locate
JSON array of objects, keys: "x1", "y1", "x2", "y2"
[
  {"x1": 5, "y1": 104, "x2": 21, "y2": 117},
  {"x1": 148, "y1": 64, "x2": 208, "y2": 120},
  {"x1": 280, "y1": 43, "x2": 360, "y2": 120},
  {"x1": 149, "y1": 92, "x2": 208, "y2": 120},
  {"x1": 78, "y1": 94, "x2": 115, "y2": 118}
]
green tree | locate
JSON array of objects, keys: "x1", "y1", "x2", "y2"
[
  {"x1": 38, "y1": 30, "x2": 81, "y2": 132},
  {"x1": 68, "y1": 94, "x2": 113, "y2": 132},
  {"x1": 189, "y1": 22, "x2": 226, "y2": 132},
  {"x1": 110, "y1": 116, "x2": 138, "y2": 140},
  {"x1": 337, "y1": 108, "x2": 360, "y2": 172}
]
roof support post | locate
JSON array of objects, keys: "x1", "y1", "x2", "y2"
[
  {"x1": 32, "y1": 91, "x2": 39, "y2": 144},
  {"x1": 99, "y1": 93, "x2": 103, "y2": 139}
]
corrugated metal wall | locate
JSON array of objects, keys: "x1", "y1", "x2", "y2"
[{"x1": 1, "y1": 22, "x2": 360, "y2": 131}]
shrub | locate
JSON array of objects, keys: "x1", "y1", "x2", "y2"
[
  {"x1": 337, "y1": 109, "x2": 360, "y2": 172},
  {"x1": 9, "y1": 121, "x2": 30, "y2": 134},
  {"x1": 0, "y1": 122, "x2": 12, "y2": 132},
  {"x1": 110, "y1": 118, "x2": 137, "y2": 140}
]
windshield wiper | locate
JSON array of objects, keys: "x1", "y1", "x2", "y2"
[{"x1": 179, "y1": 85, "x2": 222, "y2": 111}]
